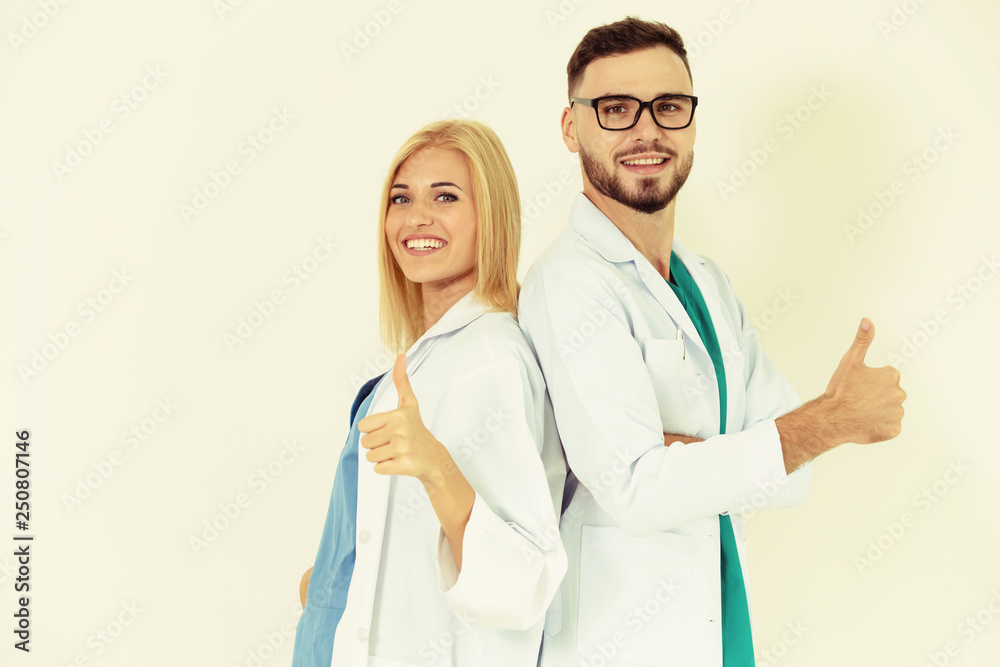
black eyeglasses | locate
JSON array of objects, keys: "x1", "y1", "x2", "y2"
[{"x1": 571, "y1": 94, "x2": 698, "y2": 131}]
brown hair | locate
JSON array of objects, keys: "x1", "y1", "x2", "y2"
[{"x1": 566, "y1": 16, "x2": 692, "y2": 101}]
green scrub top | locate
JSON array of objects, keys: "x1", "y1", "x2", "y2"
[{"x1": 667, "y1": 251, "x2": 755, "y2": 666}]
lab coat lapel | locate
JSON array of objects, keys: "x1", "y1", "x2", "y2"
[
  {"x1": 672, "y1": 238, "x2": 741, "y2": 433},
  {"x1": 633, "y1": 248, "x2": 709, "y2": 364},
  {"x1": 568, "y1": 193, "x2": 709, "y2": 364}
]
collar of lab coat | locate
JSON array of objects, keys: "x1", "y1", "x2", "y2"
[
  {"x1": 568, "y1": 193, "x2": 740, "y2": 388},
  {"x1": 372, "y1": 290, "x2": 489, "y2": 407}
]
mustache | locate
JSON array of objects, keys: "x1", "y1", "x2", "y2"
[{"x1": 615, "y1": 143, "x2": 677, "y2": 160}]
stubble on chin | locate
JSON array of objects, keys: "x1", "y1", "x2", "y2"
[{"x1": 580, "y1": 147, "x2": 694, "y2": 215}]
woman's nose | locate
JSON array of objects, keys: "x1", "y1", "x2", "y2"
[{"x1": 406, "y1": 201, "x2": 432, "y2": 228}]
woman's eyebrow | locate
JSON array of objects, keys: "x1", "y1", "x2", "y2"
[{"x1": 391, "y1": 182, "x2": 463, "y2": 191}]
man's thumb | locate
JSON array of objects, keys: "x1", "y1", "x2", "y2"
[
  {"x1": 847, "y1": 318, "x2": 875, "y2": 365},
  {"x1": 393, "y1": 353, "x2": 416, "y2": 406}
]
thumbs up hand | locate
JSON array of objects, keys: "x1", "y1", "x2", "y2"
[
  {"x1": 358, "y1": 353, "x2": 454, "y2": 482},
  {"x1": 823, "y1": 319, "x2": 907, "y2": 444}
]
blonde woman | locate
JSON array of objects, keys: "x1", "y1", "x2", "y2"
[{"x1": 292, "y1": 119, "x2": 566, "y2": 667}]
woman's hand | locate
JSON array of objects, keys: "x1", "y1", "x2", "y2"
[
  {"x1": 358, "y1": 354, "x2": 475, "y2": 570},
  {"x1": 358, "y1": 354, "x2": 455, "y2": 485}
]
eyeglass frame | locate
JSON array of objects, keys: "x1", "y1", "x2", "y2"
[{"x1": 570, "y1": 94, "x2": 699, "y2": 131}]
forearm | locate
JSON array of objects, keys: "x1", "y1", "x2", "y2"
[
  {"x1": 421, "y1": 460, "x2": 475, "y2": 571},
  {"x1": 775, "y1": 395, "x2": 842, "y2": 473}
]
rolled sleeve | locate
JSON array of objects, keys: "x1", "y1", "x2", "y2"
[{"x1": 436, "y1": 493, "x2": 566, "y2": 631}]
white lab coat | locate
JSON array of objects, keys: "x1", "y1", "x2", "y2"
[
  {"x1": 518, "y1": 193, "x2": 811, "y2": 667},
  {"x1": 331, "y1": 291, "x2": 567, "y2": 667}
]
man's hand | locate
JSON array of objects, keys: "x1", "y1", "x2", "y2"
[
  {"x1": 822, "y1": 318, "x2": 906, "y2": 444},
  {"x1": 776, "y1": 318, "x2": 906, "y2": 472},
  {"x1": 358, "y1": 354, "x2": 454, "y2": 485},
  {"x1": 664, "y1": 434, "x2": 704, "y2": 446}
]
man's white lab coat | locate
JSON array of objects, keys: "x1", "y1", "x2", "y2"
[{"x1": 518, "y1": 193, "x2": 811, "y2": 667}]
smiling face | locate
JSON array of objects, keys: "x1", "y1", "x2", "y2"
[
  {"x1": 384, "y1": 146, "x2": 478, "y2": 297},
  {"x1": 563, "y1": 45, "x2": 696, "y2": 215}
]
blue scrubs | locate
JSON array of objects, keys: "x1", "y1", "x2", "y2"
[
  {"x1": 291, "y1": 374, "x2": 384, "y2": 667},
  {"x1": 667, "y1": 252, "x2": 755, "y2": 666}
]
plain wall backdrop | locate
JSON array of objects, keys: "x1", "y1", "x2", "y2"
[{"x1": 2, "y1": 0, "x2": 998, "y2": 665}]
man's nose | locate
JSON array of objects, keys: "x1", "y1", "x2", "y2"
[{"x1": 629, "y1": 103, "x2": 662, "y2": 142}]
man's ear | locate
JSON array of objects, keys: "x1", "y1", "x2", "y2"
[{"x1": 560, "y1": 106, "x2": 579, "y2": 153}]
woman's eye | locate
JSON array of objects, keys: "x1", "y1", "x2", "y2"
[
  {"x1": 390, "y1": 194, "x2": 410, "y2": 205},
  {"x1": 435, "y1": 192, "x2": 458, "y2": 203}
]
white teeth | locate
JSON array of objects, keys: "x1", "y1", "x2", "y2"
[
  {"x1": 405, "y1": 238, "x2": 445, "y2": 250},
  {"x1": 623, "y1": 157, "x2": 666, "y2": 165}
]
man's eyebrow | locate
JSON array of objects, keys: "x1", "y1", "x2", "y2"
[{"x1": 597, "y1": 91, "x2": 690, "y2": 98}]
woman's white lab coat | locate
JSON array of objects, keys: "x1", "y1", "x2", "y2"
[
  {"x1": 518, "y1": 193, "x2": 812, "y2": 666},
  {"x1": 331, "y1": 291, "x2": 567, "y2": 667}
]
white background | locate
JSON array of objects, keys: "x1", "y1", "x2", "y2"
[{"x1": 2, "y1": 0, "x2": 998, "y2": 665}]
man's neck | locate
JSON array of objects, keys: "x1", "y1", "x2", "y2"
[{"x1": 582, "y1": 185, "x2": 676, "y2": 280}]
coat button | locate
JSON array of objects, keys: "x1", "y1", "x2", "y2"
[
  {"x1": 357, "y1": 628, "x2": 368, "y2": 641},
  {"x1": 359, "y1": 529, "x2": 370, "y2": 545}
]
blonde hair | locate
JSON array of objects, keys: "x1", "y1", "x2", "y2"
[{"x1": 377, "y1": 119, "x2": 521, "y2": 352}]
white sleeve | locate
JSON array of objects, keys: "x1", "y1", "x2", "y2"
[
  {"x1": 710, "y1": 259, "x2": 811, "y2": 512},
  {"x1": 519, "y1": 257, "x2": 801, "y2": 536},
  {"x1": 432, "y1": 347, "x2": 566, "y2": 631}
]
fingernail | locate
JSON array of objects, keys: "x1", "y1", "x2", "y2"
[{"x1": 860, "y1": 319, "x2": 871, "y2": 331}]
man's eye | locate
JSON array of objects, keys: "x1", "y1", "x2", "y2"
[{"x1": 607, "y1": 105, "x2": 628, "y2": 114}]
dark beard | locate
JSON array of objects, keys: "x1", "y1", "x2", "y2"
[{"x1": 580, "y1": 145, "x2": 693, "y2": 215}]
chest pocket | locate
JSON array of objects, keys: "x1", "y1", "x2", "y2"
[{"x1": 640, "y1": 338, "x2": 710, "y2": 437}]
